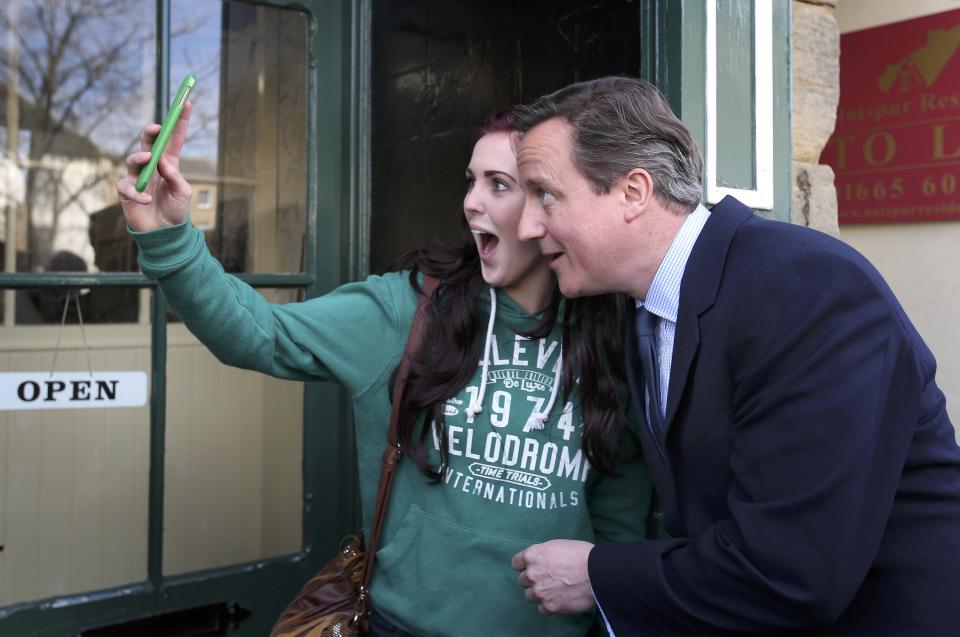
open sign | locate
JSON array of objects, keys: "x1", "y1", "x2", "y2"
[{"x1": 0, "y1": 372, "x2": 148, "y2": 411}]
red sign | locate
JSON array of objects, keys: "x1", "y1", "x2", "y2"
[{"x1": 821, "y1": 9, "x2": 960, "y2": 223}]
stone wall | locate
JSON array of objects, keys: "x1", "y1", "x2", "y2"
[{"x1": 791, "y1": 0, "x2": 840, "y2": 235}]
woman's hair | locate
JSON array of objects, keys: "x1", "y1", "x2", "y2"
[{"x1": 388, "y1": 111, "x2": 632, "y2": 480}]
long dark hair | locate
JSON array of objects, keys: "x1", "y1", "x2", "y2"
[{"x1": 390, "y1": 112, "x2": 631, "y2": 480}]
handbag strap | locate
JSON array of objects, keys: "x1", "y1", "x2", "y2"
[{"x1": 361, "y1": 273, "x2": 438, "y2": 591}]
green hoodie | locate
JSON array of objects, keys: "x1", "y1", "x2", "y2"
[{"x1": 131, "y1": 220, "x2": 653, "y2": 637}]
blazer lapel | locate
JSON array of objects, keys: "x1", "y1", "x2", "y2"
[
  {"x1": 662, "y1": 196, "x2": 755, "y2": 436},
  {"x1": 663, "y1": 313, "x2": 699, "y2": 433}
]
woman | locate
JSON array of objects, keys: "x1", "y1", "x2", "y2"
[{"x1": 116, "y1": 103, "x2": 652, "y2": 636}]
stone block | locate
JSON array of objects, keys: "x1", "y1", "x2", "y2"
[
  {"x1": 791, "y1": 161, "x2": 839, "y2": 237},
  {"x1": 792, "y1": 0, "x2": 840, "y2": 163}
]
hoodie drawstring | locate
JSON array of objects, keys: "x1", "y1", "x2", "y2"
[
  {"x1": 465, "y1": 288, "x2": 497, "y2": 420},
  {"x1": 465, "y1": 288, "x2": 563, "y2": 431},
  {"x1": 526, "y1": 344, "x2": 562, "y2": 431}
]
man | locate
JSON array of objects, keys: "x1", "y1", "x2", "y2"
[{"x1": 510, "y1": 76, "x2": 960, "y2": 635}]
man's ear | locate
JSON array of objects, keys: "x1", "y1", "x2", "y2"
[{"x1": 622, "y1": 168, "x2": 654, "y2": 223}]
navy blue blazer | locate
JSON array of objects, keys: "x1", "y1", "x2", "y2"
[{"x1": 589, "y1": 196, "x2": 960, "y2": 635}]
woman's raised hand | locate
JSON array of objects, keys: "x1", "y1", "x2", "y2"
[{"x1": 116, "y1": 100, "x2": 193, "y2": 232}]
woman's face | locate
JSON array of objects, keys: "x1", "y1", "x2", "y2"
[{"x1": 464, "y1": 131, "x2": 553, "y2": 307}]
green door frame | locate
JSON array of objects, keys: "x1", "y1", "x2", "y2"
[{"x1": 0, "y1": 0, "x2": 368, "y2": 634}]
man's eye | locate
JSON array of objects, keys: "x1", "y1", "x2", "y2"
[{"x1": 538, "y1": 189, "x2": 555, "y2": 203}]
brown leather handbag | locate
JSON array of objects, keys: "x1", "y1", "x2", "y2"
[{"x1": 269, "y1": 275, "x2": 437, "y2": 637}]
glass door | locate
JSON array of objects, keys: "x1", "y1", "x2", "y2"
[{"x1": 0, "y1": 0, "x2": 357, "y2": 634}]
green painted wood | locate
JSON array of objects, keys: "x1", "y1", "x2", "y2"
[
  {"x1": 0, "y1": 273, "x2": 313, "y2": 288},
  {"x1": 149, "y1": 290, "x2": 168, "y2": 594},
  {"x1": 641, "y1": 0, "x2": 707, "y2": 174},
  {"x1": 771, "y1": 0, "x2": 792, "y2": 222},
  {"x1": 679, "y1": 1, "x2": 708, "y2": 164},
  {"x1": 641, "y1": 0, "x2": 687, "y2": 116},
  {"x1": 346, "y1": 0, "x2": 373, "y2": 283},
  {"x1": 148, "y1": 0, "x2": 172, "y2": 595},
  {"x1": 0, "y1": 273, "x2": 152, "y2": 288},
  {"x1": 0, "y1": 555, "x2": 306, "y2": 636},
  {"x1": 716, "y1": 0, "x2": 756, "y2": 190}
]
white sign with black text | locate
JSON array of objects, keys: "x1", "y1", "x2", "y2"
[{"x1": 0, "y1": 372, "x2": 148, "y2": 411}]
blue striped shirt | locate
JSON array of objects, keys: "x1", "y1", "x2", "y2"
[{"x1": 636, "y1": 203, "x2": 711, "y2": 416}]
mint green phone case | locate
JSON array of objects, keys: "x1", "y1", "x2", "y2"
[{"x1": 135, "y1": 74, "x2": 197, "y2": 192}]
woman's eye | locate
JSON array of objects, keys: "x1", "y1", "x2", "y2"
[
  {"x1": 465, "y1": 177, "x2": 475, "y2": 192},
  {"x1": 492, "y1": 179, "x2": 508, "y2": 192}
]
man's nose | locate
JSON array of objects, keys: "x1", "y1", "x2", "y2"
[{"x1": 518, "y1": 199, "x2": 545, "y2": 241}]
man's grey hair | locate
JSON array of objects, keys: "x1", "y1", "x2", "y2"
[{"x1": 514, "y1": 76, "x2": 704, "y2": 210}]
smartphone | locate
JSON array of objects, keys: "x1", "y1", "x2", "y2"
[{"x1": 135, "y1": 74, "x2": 197, "y2": 192}]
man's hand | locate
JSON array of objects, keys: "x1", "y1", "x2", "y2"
[
  {"x1": 512, "y1": 539, "x2": 595, "y2": 615},
  {"x1": 115, "y1": 101, "x2": 193, "y2": 232}
]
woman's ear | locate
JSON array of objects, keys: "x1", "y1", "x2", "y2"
[{"x1": 622, "y1": 168, "x2": 654, "y2": 223}]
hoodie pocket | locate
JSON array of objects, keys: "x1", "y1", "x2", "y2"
[{"x1": 371, "y1": 503, "x2": 592, "y2": 637}]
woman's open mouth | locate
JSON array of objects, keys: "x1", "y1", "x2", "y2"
[{"x1": 472, "y1": 229, "x2": 500, "y2": 259}]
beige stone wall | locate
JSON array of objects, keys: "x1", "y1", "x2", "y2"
[
  {"x1": 791, "y1": 0, "x2": 840, "y2": 235},
  {"x1": 834, "y1": 0, "x2": 960, "y2": 436}
]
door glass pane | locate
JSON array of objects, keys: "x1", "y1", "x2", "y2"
[
  {"x1": 164, "y1": 0, "x2": 308, "y2": 575},
  {"x1": 0, "y1": 322, "x2": 151, "y2": 605},
  {"x1": 0, "y1": 0, "x2": 156, "y2": 606},
  {"x1": 171, "y1": 0, "x2": 308, "y2": 276},
  {"x1": 0, "y1": 0, "x2": 156, "y2": 324},
  {"x1": 370, "y1": 0, "x2": 642, "y2": 272},
  {"x1": 164, "y1": 296, "x2": 303, "y2": 576}
]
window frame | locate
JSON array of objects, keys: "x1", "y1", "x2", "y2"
[{"x1": 641, "y1": 0, "x2": 792, "y2": 219}]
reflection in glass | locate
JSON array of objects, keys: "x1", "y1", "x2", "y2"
[
  {"x1": 172, "y1": 1, "x2": 308, "y2": 278},
  {"x1": 15, "y1": 282, "x2": 140, "y2": 326},
  {"x1": 0, "y1": 0, "x2": 155, "y2": 323}
]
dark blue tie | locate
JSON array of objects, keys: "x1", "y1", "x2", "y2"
[{"x1": 635, "y1": 306, "x2": 665, "y2": 451}]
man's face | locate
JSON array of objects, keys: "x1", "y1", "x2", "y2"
[{"x1": 517, "y1": 118, "x2": 624, "y2": 298}]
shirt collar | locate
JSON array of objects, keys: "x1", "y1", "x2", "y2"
[{"x1": 636, "y1": 203, "x2": 711, "y2": 323}]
